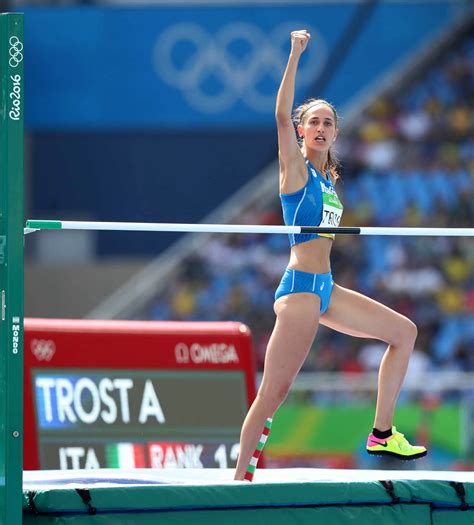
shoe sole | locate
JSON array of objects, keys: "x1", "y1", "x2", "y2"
[{"x1": 367, "y1": 449, "x2": 427, "y2": 460}]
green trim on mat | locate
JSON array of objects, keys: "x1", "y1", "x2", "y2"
[
  {"x1": 22, "y1": 478, "x2": 474, "y2": 515},
  {"x1": 24, "y1": 503, "x2": 434, "y2": 525}
]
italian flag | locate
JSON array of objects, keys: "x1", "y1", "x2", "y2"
[{"x1": 106, "y1": 443, "x2": 146, "y2": 468}]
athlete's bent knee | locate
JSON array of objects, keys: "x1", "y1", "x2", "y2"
[
  {"x1": 391, "y1": 317, "x2": 417, "y2": 349},
  {"x1": 404, "y1": 318, "x2": 418, "y2": 346}
]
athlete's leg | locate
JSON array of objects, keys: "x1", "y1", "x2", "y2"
[
  {"x1": 234, "y1": 293, "x2": 320, "y2": 480},
  {"x1": 320, "y1": 284, "x2": 418, "y2": 431}
]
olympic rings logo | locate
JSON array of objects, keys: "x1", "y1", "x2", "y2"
[
  {"x1": 9, "y1": 36, "x2": 23, "y2": 68},
  {"x1": 31, "y1": 339, "x2": 56, "y2": 362},
  {"x1": 153, "y1": 22, "x2": 327, "y2": 114}
]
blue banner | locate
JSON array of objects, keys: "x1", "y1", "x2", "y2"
[{"x1": 24, "y1": 3, "x2": 456, "y2": 129}]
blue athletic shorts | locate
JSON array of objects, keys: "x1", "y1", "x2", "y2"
[{"x1": 274, "y1": 268, "x2": 334, "y2": 315}]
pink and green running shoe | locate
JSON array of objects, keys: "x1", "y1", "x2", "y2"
[{"x1": 366, "y1": 426, "x2": 427, "y2": 460}]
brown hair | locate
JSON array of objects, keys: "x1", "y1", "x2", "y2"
[{"x1": 293, "y1": 98, "x2": 340, "y2": 184}]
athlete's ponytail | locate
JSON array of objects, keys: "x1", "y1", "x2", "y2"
[{"x1": 326, "y1": 148, "x2": 339, "y2": 185}]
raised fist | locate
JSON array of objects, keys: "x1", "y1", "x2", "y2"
[{"x1": 291, "y1": 30, "x2": 311, "y2": 55}]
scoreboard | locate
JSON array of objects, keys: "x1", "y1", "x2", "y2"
[{"x1": 24, "y1": 319, "x2": 257, "y2": 470}]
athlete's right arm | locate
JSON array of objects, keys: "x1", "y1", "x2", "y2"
[{"x1": 275, "y1": 30, "x2": 310, "y2": 194}]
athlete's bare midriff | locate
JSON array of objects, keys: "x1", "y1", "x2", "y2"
[{"x1": 287, "y1": 236, "x2": 333, "y2": 274}]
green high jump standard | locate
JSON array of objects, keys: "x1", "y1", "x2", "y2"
[{"x1": 0, "y1": 12, "x2": 24, "y2": 525}]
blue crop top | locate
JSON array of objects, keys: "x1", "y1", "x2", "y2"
[{"x1": 280, "y1": 160, "x2": 343, "y2": 246}]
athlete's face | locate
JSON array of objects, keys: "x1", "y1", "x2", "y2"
[{"x1": 298, "y1": 104, "x2": 338, "y2": 153}]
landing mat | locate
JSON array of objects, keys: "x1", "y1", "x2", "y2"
[{"x1": 23, "y1": 468, "x2": 474, "y2": 524}]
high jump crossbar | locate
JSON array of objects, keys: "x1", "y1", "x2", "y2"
[{"x1": 25, "y1": 220, "x2": 474, "y2": 237}]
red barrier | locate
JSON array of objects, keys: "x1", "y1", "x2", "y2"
[{"x1": 24, "y1": 319, "x2": 257, "y2": 471}]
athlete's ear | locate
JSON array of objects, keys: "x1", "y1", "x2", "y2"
[
  {"x1": 333, "y1": 128, "x2": 339, "y2": 142},
  {"x1": 297, "y1": 123, "x2": 304, "y2": 138}
]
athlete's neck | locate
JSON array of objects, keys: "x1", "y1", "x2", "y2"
[{"x1": 304, "y1": 149, "x2": 328, "y2": 179}]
